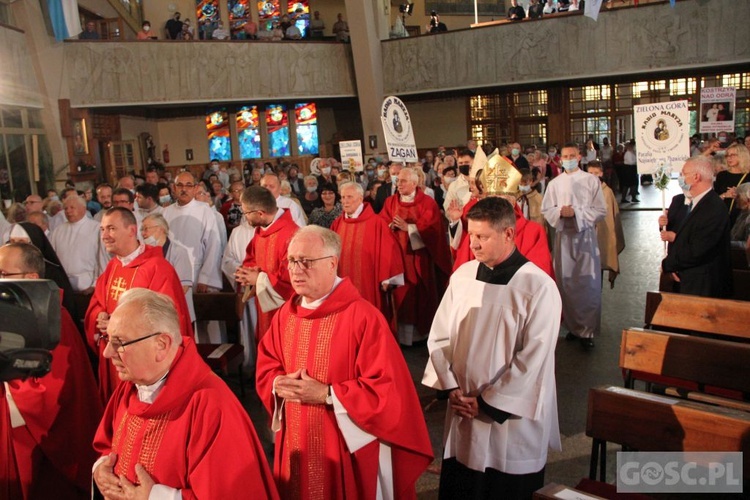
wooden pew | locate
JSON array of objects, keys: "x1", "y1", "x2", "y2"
[
  {"x1": 620, "y1": 328, "x2": 750, "y2": 411},
  {"x1": 644, "y1": 291, "x2": 750, "y2": 341},
  {"x1": 586, "y1": 386, "x2": 750, "y2": 482}
]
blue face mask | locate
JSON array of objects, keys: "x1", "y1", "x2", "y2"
[
  {"x1": 677, "y1": 174, "x2": 691, "y2": 192},
  {"x1": 562, "y1": 159, "x2": 578, "y2": 171},
  {"x1": 511, "y1": 148, "x2": 520, "y2": 157}
]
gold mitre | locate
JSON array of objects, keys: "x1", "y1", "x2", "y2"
[{"x1": 480, "y1": 150, "x2": 522, "y2": 197}]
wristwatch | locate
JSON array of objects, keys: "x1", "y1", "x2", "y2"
[{"x1": 324, "y1": 385, "x2": 333, "y2": 405}]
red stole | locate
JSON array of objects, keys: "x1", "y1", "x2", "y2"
[
  {"x1": 85, "y1": 245, "x2": 194, "y2": 404},
  {"x1": 256, "y1": 279, "x2": 432, "y2": 500},
  {"x1": 243, "y1": 209, "x2": 297, "y2": 342}
]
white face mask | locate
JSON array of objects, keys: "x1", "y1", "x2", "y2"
[
  {"x1": 519, "y1": 184, "x2": 532, "y2": 193},
  {"x1": 211, "y1": 163, "x2": 219, "y2": 172},
  {"x1": 444, "y1": 176, "x2": 456, "y2": 185},
  {"x1": 306, "y1": 186, "x2": 317, "y2": 193},
  {"x1": 159, "y1": 195, "x2": 171, "y2": 204},
  {"x1": 562, "y1": 159, "x2": 578, "y2": 171},
  {"x1": 391, "y1": 175, "x2": 399, "y2": 184},
  {"x1": 321, "y1": 167, "x2": 331, "y2": 175},
  {"x1": 143, "y1": 25, "x2": 151, "y2": 32},
  {"x1": 143, "y1": 235, "x2": 159, "y2": 246}
]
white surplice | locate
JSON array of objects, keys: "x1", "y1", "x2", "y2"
[
  {"x1": 49, "y1": 217, "x2": 110, "y2": 291},
  {"x1": 221, "y1": 219, "x2": 257, "y2": 371},
  {"x1": 423, "y1": 258, "x2": 562, "y2": 475},
  {"x1": 163, "y1": 238, "x2": 196, "y2": 323},
  {"x1": 541, "y1": 168, "x2": 606, "y2": 338},
  {"x1": 163, "y1": 199, "x2": 223, "y2": 289}
]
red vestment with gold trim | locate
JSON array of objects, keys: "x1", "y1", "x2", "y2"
[
  {"x1": 256, "y1": 279, "x2": 433, "y2": 499},
  {"x1": 85, "y1": 245, "x2": 194, "y2": 404},
  {"x1": 379, "y1": 189, "x2": 452, "y2": 337},
  {"x1": 330, "y1": 203, "x2": 406, "y2": 331},
  {"x1": 1, "y1": 307, "x2": 101, "y2": 499},
  {"x1": 242, "y1": 209, "x2": 297, "y2": 342},
  {"x1": 93, "y1": 338, "x2": 279, "y2": 499}
]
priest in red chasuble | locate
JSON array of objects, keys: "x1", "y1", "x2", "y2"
[
  {"x1": 236, "y1": 186, "x2": 298, "y2": 343},
  {"x1": 93, "y1": 289, "x2": 279, "y2": 499},
  {"x1": 85, "y1": 208, "x2": 193, "y2": 404},
  {"x1": 0, "y1": 242, "x2": 102, "y2": 499},
  {"x1": 450, "y1": 151, "x2": 554, "y2": 279},
  {"x1": 256, "y1": 226, "x2": 433, "y2": 500},
  {"x1": 379, "y1": 167, "x2": 452, "y2": 346},
  {"x1": 330, "y1": 182, "x2": 405, "y2": 331}
]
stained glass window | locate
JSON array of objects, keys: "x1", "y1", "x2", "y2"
[
  {"x1": 196, "y1": 0, "x2": 220, "y2": 39},
  {"x1": 237, "y1": 106, "x2": 261, "y2": 159},
  {"x1": 266, "y1": 104, "x2": 289, "y2": 157},
  {"x1": 295, "y1": 103, "x2": 318, "y2": 155},
  {"x1": 257, "y1": 0, "x2": 279, "y2": 30},
  {"x1": 228, "y1": 0, "x2": 251, "y2": 38},
  {"x1": 288, "y1": 0, "x2": 309, "y2": 37},
  {"x1": 206, "y1": 109, "x2": 231, "y2": 161}
]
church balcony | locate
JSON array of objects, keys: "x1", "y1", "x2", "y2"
[
  {"x1": 381, "y1": 0, "x2": 748, "y2": 96},
  {"x1": 63, "y1": 39, "x2": 357, "y2": 108}
]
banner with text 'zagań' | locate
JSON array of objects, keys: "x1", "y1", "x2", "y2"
[{"x1": 381, "y1": 96, "x2": 417, "y2": 163}]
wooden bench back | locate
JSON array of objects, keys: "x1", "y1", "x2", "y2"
[
  {"x1": 644, "y1": 291, "x2": 750, "y2": 340},
  {"x1": 620, "y1": 328, "x2": 750, "y2": 396},
  {"x1": 193, "y1": 292, "x2": 242, "y2": 341},
  {"x1": 587, "y1": 386, "x2": 750, "y2": 457}
]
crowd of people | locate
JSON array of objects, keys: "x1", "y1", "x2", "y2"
[
  {"x1": 80, "y1": 10, "x2": 349, "y2": 42},
  {"x1": 1, "y1": 129, "x2": 748, "y2": 498}
]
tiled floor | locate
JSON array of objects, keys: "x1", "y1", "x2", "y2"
[{"x1": 235, "y1": 181, "x2": 679, "y2": 497}]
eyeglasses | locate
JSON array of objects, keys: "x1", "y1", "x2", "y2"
[
  {"x1": 140, "y1": 225, "x2": 160, "y2": 232},
  {"x1": 97, "y1": 332, "x2": 162, "y2": 353},
  {"x1": 0, "y1": 271, "x2": 27, "y2": 278},
  {"x1": 242, "y1": 209, "x2": 263, "y2": 216},
  {"x1": 286, "y1": 256, "x2": 334, "y2": 270},
  {"x1": 726, "y1": 154, "x2": 739, "y2": 158},
  {"x1": 175, "y1": 183, "x2": 196, "y2": 189}
]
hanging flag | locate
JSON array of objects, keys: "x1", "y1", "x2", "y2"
[
  {"x1": 634, "y1": 0, "x2": 639, "y2": 5},
  {"x1": 584, "y1": 0, "x2": 604, "y2": 20},
  {"x1": 670, "y1": 0, "x2": 676, "y2": 6},
  {"x1": 47, "y1": 0, "x2": 82, "y2": 41}
]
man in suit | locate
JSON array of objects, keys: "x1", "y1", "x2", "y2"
[
  {"x1": 372, "y1": 161, "x2": 403, "y2": 213},
  {"x1": 661, "y1": 155, "x2": 733, "y2": 298}
]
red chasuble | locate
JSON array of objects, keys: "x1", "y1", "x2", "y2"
[
  {"x1": 85, "y1": 245, "x2": 194, "y2": 404},
  {"x1": 330, "y1": 203, "x2": 406, "y2": 329},
  {"x1": 1, "y1": 307, "x2": 101, "y2": 499},
  {"x1": 242, "y1": 209, "x2": 297, "y2": 342},
  {"x1": 453, "y1": 203, "x2": 555, "y2": 279},
  {"x1": 379, "y1": 189, "x2": 452, "y2": 336},
  {"x1": 93, "y1": 338, "x2": 279, "y2": 499},
  {"x1": 256, "y1": 279, "x2": 433, "y2": 500}
]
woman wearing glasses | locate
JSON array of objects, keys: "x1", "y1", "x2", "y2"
[{"x1": 715, "y1": 143, "x2": 750, "y2": 227}]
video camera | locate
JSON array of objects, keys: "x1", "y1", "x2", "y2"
[
  {"x1": 0, "y1": 280, "x2": 60, "y2": 382},
  {"x1": 399, "y1": 3, "x2": 414, "y2": 15}
]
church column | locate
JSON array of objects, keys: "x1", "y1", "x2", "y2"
[{"x1": 343, "y1": 0, "x2": 389, "y2": 158}]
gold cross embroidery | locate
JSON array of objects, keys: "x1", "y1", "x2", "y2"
[{"x1": 110, "y1": 277, "x2": 129, "y2": 302}]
